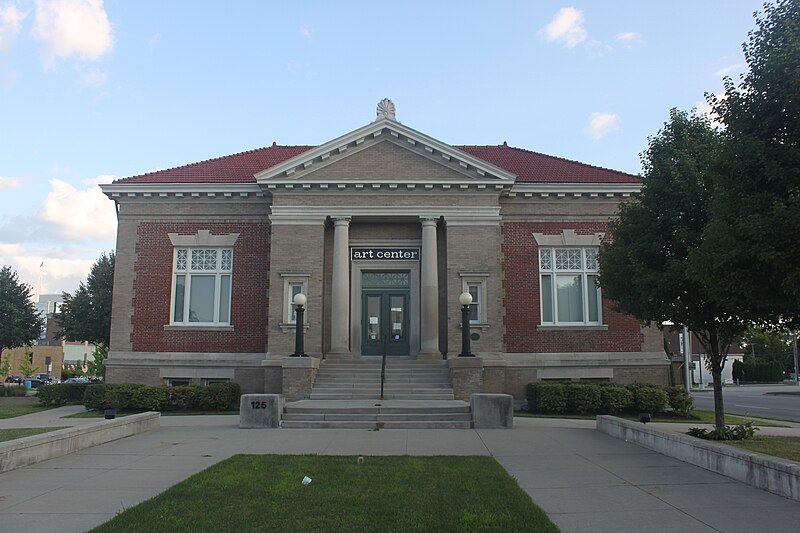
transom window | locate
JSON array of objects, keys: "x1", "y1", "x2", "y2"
[
  {"x1": 539, "y1": 247, "x2": 601, "y2": 325},
  {"x1": 171, "y1": 247, "x2": 233, "y2": 325}
]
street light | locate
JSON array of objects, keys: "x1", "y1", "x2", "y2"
[
  {"x1": 458, "y1": 292, "x2": 474, "y2": 357},
  {"x1": 291, "y1": 293, "x2": 307, "y2": 357}
]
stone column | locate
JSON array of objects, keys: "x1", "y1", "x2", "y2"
[
  {"x1": 329, "y1": 216, "x2": 351, "y2": 356},
  {"x1": 420, "y1": 217, "x2": 440, "y2": 357}
]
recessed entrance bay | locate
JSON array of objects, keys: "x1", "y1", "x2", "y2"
[{"x1": 361, "y1": 271, "x2": 410, "y2": 356}]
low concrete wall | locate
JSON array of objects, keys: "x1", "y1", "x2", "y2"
[
  {"x1": 596, "y1": 415, "x2": 800, "y2": 502},
  {"x1": 0, "y1": 412, "x2": 160, "y2": 474},
  {"x1": 471, "y1": 393, "x2": 513, "y2": 429}
]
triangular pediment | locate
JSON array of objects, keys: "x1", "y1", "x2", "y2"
[{"x1": 254, "y1": 117, "x2": 517, "y2": 188}]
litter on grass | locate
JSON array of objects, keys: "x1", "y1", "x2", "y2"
[{"x1": 302, "y1": 476, "x2": 312, "y2": 485}]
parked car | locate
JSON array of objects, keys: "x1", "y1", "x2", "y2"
[
  {"x1": 35, "y1": 374, "x2": 58, "y2": 384},
  {"x1": 5, "y1": 376, "x2": 23, "y2": 384},
  {"x1": 62, "y1": 377, "x2": 89, "y2": 384}
]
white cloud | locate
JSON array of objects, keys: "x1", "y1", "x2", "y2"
[
  {"x1": 148, "y1": 32, "x2": 160, "y2": 52},
  {"x1": 0, "y1": 243, "x2": 97, "y2": 294},
  {"x1": 615, "y1": 32, "x2": 640, "y2": 46},
  {"x1": 714, "y1": 63, "x2": 742, "y2": 77},
  {"x1": 0, "y1": 176, "x2": 21, "y2": 189},
  {"x1": 76, "y1": 65, "x2": 107, "y2": 85},
  {"x1": 299, "y1": 24, "x2": 314, "y2": 39},
  {"x1": 39, "y1": 178, "x2": 117, "y2": 241},
  {"x1": 540, "y1": 7, "x2": 587, "y2": 48},
  {"x1": 0, "y1": 3, "x2": 26, "y2": 52},
  {"x1": 31, "y1": 0, "x2": 113, "y2": 69},
  {"x1": 81, "y1": 174, "x2": 114, "y2": 186},
  {"x1": 586, "y1": 112, "x2": 621, "y2": 140}
]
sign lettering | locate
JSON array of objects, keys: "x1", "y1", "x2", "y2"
[{"x1": 351, "y1": 247, "x2": 420, "y2": 261}]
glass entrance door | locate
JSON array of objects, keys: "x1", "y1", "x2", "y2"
[{"x1": 361, "y1": 290, "x2": 410, "y2": 356}]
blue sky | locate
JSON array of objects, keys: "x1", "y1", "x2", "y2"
[{"x1": 0, "y1": 0, "x2": 764, "y2": 295}]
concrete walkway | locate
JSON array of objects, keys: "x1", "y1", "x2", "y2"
[{"x1": 1, "y1": 411, "x2": 799, "y2": 532}]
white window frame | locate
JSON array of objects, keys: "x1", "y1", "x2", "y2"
[
  {"x1": 169, "y1": 247, "x2": 234, "y2": 326},
  {"x1": 538, "y1": 247, "x2": 601, "y2": 326},
  {"x1": 280, "y1": 273, "x2": 310, "y2": 330},
  {"x1": 459, "y1": 272, "x2": 489, "y2": 326}
]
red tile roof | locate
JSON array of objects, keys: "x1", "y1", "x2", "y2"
[{"x1": 114, "y1": 142, "x2": 639, "y2": 185}]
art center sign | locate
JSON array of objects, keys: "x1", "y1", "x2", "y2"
[{"x1": 351, "y1": 247, "x2": 420, "y2": 261}]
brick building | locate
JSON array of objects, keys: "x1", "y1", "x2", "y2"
[{"x1": 100, "y1": 100, "x2": 667, "y2": 402}]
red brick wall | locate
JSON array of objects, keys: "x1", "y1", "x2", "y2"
[
  {"x1": 131, "y1": 222, "x2": 269, "y2": 353},
  {"x1": 502, "y1": 221, "x2": 642, "y2": 353}
]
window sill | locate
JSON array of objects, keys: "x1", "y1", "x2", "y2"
[
  {"x1": 163, "y1": 325, "x2": 235, "y2": 332},
  {"x1": 537, "y1": 325, "x2": 608, "y2": 332},
  {"x1": 459, "y1": 322, "x2": 490, "y2": 332},
  {"x1": 279, "y1": 323, "x2": 310, "y2": 333}
]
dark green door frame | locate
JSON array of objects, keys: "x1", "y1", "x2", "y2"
[{"x1": 361, "y1": 289, "x2": 410, "y2": 356}]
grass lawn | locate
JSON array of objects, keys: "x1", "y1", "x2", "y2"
[
  {"x1": 726, "y1": 436, "x2": 800, "y2": 463},
  {"x1": 92, "y1": 455, "x2": 559, "y2": 533},
  {"x1": 0, "y1": 427, "x2": 68, "y2": 442},
  {"x1": 514, "y1": 409, "x2": 787, "y2": 427},
  {"x1": 0, "y1": 404, "x2": 53, "y2": 419}
]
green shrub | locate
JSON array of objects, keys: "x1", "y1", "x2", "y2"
[
  {"x1": 38, "y1": 383, "x2": 89, "y2": 406},
  {"x1": 666, "y1": 386, "x2": 694, "y2": 416},
  {"x1": 688, "y1": 421, "x2": 759, "y2": 441},
  {"x1": 4, "y1": 385, "x2": 28, "y2": 397},
  {"x1": 168, "y1": 386, "x2": 199, "y2": 410},
  {"x1": 527, "y1": 383, "x2": 567, "y2": 414},
  {"x1": 84, "y1": 383, "x2": 111, "y2": 410},
  {"x1": 599, "y1": 385, "x2": 633, "y2": 414},
  {"x1": 627, "y1": 383, "x2": 668, "y2": 413},
  {"x1": 131, "y1": 385, "x2": 169, "y2": 411},
  {"x1": 84, "y1": 382, "x2": 241, "y2": 412},
  {"x1": 733, "y1": 359, "x2": 784, "y2": 382},
  {"x1": 565, "y1": 383, "x2": 602, "y2": 414}
]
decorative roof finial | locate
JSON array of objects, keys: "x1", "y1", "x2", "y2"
[{"x1": 376, "y1": 98, "x2": 396, "y2": 121}]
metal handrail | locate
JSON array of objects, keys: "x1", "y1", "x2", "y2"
[{"x1": 380, "y1": 334, "x2": 387, "y2": 400}]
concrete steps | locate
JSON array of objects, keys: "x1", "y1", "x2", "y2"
[
  {"x1": 308, "y1": 359, "x2": 455, "y2": 401},
  {"x1": 282, "y1": 399, "x2": 472, "y2": 429},
  {"x1": 283, "y1": 360, "x2": 470, "y2": 429}
]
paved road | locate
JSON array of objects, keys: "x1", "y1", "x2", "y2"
[{"x1": 691, "y1": 384, "x2": 800, "y2": 420}]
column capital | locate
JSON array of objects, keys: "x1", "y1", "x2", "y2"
[
  {"x1": 331, "y1": 216, "x2": 352, "y2": 226},
  {"x1": 420, "y1": 216, "x2": 439, "y2": 226}
]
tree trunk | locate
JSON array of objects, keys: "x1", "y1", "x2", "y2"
[{"x1": 709, "y1": 331, "x2": 726, "y2": 431}]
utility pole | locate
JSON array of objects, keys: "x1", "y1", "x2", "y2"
[
  {"x1": 683, "y1": 325, "x2": 691, "y2": 392},
  {"x1": 793, "y1": 332, "x2": 798, "y2": 386}
]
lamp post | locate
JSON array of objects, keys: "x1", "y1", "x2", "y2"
[
  {"x1": 458, "y1": 292, "x2": 474, "y2": 357},
  {"x1": 291, "y1": 293, "x2": 306, "y2": 357}
]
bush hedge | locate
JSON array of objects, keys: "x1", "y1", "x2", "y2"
[
  {"x1": 0, "y1": 385, "x2": 28, "y2": 397},
  {"x1": 526, "y1": 381, "x2": 691, "y2": 416},
  {"x1": 37, "y1": 383, "x2": 90, "y2": 406},
  {"x1": 39, "y1": 382, "x2": 241, "y2": 411},
  {"x1": 83, "y1": 382, "x2": 241, "y2": 412},
  {"x1": 732, "y1": 360, "x2": 784, "y2": 382}
]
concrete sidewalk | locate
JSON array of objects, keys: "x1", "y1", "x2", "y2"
[{"x1": 0, "y1": 413, "x2": 798, "y2": 533}]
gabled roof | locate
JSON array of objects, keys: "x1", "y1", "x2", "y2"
[{"x1": 113, "y1": 140, "x2": 639, "y2": 185}]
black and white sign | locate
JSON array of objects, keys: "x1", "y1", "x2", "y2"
[{"x1": 351, "y1": 247, "x2": 420, "y2": 261}]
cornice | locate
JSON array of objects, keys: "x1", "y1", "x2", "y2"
[
  {"x1": 506, "y1": 182, "x2": 641, "y2": 199},
  {"x1": 100, "y1": 183, "x2": 264, "y2": 200},
  {"x1": 269, "y1": 205, "x2": 502, "y2": 226}
]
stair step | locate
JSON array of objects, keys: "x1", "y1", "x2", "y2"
[
  {"x1": 309, "y1": 393, "x2": 455, "y2": 400},
  {"x1": 280, "y1": 420, "x2": 472, "y2": 429},
  {"x1": 282, "y1": 413, "x2": 473, "y2": 422}
]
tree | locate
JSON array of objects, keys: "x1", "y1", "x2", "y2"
[
  {"x1": 600, "y1": 109, "x2": 748, "y2": 432},
  {"x1": 0, "y1": 265, "x2": 44, "y2": 369},
  {"x1": 698, "y1": 0, "x2": 800, "y2": 326},
  {"x1": 18, "y1": 348, "x2": 39, "y2": 377},
  {"x1": 741, "y1": 326, "x2": 793, "y2": 375},
  {"x1": 58, "y1": 252, "x2": 114, "y2": 351},
  {"x1": 0, "y1": 356, "x2": 10, "y2": 378}
]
